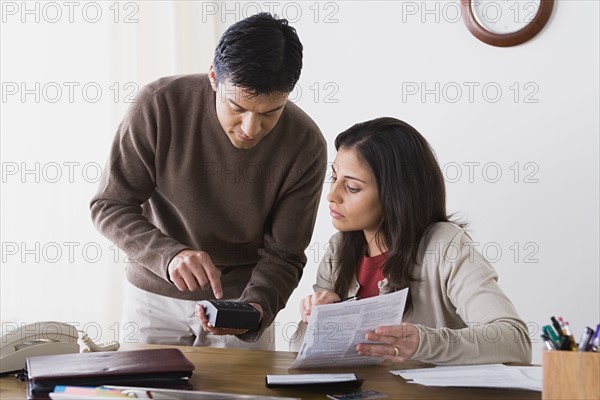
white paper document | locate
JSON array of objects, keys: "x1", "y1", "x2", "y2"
[
  {"x1": 290, "y1": 288, "x2": 408, "y2": 369},
  {"x1": 390, "y1": 364, "x2": 542, "y2": 391}
]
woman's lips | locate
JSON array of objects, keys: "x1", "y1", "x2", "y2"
[{"x1": 329, "y1": 209, "x2": 344, "y2": 219}]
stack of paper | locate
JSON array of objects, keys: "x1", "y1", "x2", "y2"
[{"x1": 390, "y1": 364, "x2": 542, "y2": 391}]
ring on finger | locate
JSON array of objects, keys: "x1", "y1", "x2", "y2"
[{"x1": 393, "y1": 346, "x2": 399, "y2": 357}]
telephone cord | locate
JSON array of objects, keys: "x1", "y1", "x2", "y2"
[{"x1": 78, "y1": 330, "x2": 120, "y2": 352}]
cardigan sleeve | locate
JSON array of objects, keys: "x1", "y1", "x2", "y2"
[
  {"x1": 312, "y1": 233, "x2": 340, "y2": 293},
  {"x1": 411, "y1": 229, "x2": 532, "y2": 365}
]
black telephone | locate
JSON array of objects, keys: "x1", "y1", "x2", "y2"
[{"x1": 198, "y1": 300, "x2": 260, "y2": 330}]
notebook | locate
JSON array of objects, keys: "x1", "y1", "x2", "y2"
[{"x1": 25, "y1": 348, "x2": 194, "y2": 399}]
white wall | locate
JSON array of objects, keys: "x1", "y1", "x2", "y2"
[
  {"x1": 282, "y1": 0, "x2": 600, "y2": 364},
  {"x1": 1, "y1": 1, "x2": 598, "y2": 365}
]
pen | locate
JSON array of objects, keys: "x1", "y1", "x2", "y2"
[
  {"x1": 559, "y1": 335, "x2": 572, "y2": 351},
  {"x1": 562, "y1": 320, "x2": 577, "y2": 351},
  {"x1": 578, "y1": 327, "x2": 595, "y2": 352},
  {"x1": 540, "y1": 334, "x2": 557, "y2": 351},
  {"x1": 550, "y1": 316, "x2": 564, "y2": 340},
  {"x1": 557, "y1": 317, "x2": 568, "y2": 335},
  {"x1": 590, "y1": 324, "x2": 600, "y2": 352},
  {"x1": 336, "y1": 296, "x2": 359, "y2": 303},
  {"x1": 542, "y1": 325, "x2": 560, "y2": 348}
]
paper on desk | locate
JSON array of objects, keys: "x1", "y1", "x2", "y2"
[
  {"x1": 290, "y1": 288, "x2": 408, "y2": 369},
  {"x1": 390, "y1": 364, "x2": 542, "y2": 391}
]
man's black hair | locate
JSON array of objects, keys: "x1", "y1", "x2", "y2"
[{"x1": 213, "y1": 13, "x2": 303, "y2": 95}]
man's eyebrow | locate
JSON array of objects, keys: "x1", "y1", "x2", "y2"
[{"x1": 228, "y1": 99, "x2": 285, "y2": 114}]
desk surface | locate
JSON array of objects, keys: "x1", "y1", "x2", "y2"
[{"x1": 0, "y1": 344, "x2": 540, "y2": 399}]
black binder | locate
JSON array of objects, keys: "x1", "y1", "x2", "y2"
[{"x1": 24, "y1": 348, "x2": 194, "y2": 399}]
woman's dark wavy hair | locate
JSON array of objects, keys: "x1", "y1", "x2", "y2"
[
  {"x1": 213, "y1": 13, "x2": 303, "y2": 95},
  {"x1": 332, "y1": 117, "x2": 464, "y2": 312}
]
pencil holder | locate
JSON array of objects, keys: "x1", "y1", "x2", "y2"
[{"x1": 542, "y1": 350, "x2": 600, "y2": 400}]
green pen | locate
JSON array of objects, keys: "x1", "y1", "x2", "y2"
[{"x1": 543, "y1": 325, "x2": 560, "y2": 347}]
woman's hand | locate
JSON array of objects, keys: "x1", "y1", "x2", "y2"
[
  {"x1": 299, "y1": 291, "x2": 341, "y2": 323},
  {"x1": 356, "y1": 323, "x2": 419, "y2": 361}
]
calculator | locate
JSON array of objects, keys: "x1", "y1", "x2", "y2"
[{"x1": 198, "y1": 300, "x2": 261, "y2": 330}]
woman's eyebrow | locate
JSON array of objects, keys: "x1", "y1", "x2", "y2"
[
  {"x1": 330, "y1": 164, "x2": 367, "y2": 183},
  {"x1": 343, "y1": 175, "x2": 366, "y2": 183}
]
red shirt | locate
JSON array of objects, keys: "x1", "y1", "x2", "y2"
[{"x1": 356, "y1": 252, "x2": 387, "y2": 299}]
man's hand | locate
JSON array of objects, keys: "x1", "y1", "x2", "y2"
[
  {"x1": 356, "y1": 323, "x2": 419, "y2": 362},
  {"x1": 196, "y1": 302, "x2": 263, "y2": 336},
  {"x1": 168, "y1": 249, "x2": 223, "y2": 298},
  {"x1": 299, "y1": 290, "x2": 341, "y2": 323}
]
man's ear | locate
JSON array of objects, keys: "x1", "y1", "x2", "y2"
[{"x1": 208, "y1": 65, "x2": 217, "y2": 92}]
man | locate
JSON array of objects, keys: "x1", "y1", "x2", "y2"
[{"x1": 90, "y1": 13, "x2": 326, "y2": 349}]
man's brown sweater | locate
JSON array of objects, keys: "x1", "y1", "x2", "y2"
[{"x1": 90, "y1": 74, "x2": 327, "y2": 339}]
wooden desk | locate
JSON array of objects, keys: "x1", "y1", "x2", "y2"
[{"x1": 0, "y1": 344, "x2": 541, "y2": 399}]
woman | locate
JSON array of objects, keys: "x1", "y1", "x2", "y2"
[{"x1": 296, "y1": 117, "x2": 531, "y2": 365}]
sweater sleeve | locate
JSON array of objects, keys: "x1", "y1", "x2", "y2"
[
  {"x1": 411, "y1": 231, "x2": 532, "y2": 365},
  {"x1": 237, "y1": 136, "x2": 327, "y2": 341},
  {"x1": 90, "y1": 87, "x2": 189, "y2": 281}
]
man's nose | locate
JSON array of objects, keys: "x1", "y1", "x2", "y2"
[{"x1": 241, "y1": 113, "x2": 261, "y2": 138}]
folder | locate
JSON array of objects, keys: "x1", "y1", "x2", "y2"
[
  {"x1": 50, "y1": 385, "x2": 302, "y2": 399},
  {"x1": 25, "y1": 348, "x2": 194, "y2": 399}
]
